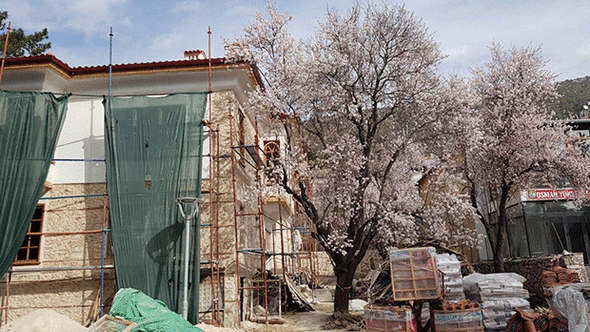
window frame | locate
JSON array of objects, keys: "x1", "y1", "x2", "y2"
[{"x1": 13, "y1": 204, "x2": 44, "y2": 266}]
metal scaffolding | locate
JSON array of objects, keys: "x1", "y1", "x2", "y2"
[{"x1": 0, "y1": 29, "x2": 319, "y2": 327}]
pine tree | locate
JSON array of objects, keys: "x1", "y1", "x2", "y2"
[{"x1": 0, "y1": 11, "x2": 51, "y2": 57}]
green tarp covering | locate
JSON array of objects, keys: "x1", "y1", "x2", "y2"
[
  {"x1": 104, "y1": 93, "x2": 207, "y2": 324},
  {"x1": 0, "y1": 90, "x2": 68, "y2": 278},
  {"x1": 110, "y1": 288, "x2": 204, "y2": 332}
]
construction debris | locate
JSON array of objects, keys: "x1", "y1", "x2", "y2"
[
  {"x1": 250, "y1": 269, "x2": 314, "y2": 316},
  {"x1": 284, "y1": 276, "x2": 314, "y2": 312}
]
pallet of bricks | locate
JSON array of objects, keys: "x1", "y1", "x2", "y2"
[
  {"x1": 432, "y1": 300, "x2": 484, "y2": 332},
  {"x1": 364, "y1": 305, "x2": 417, "y2": 332},
  {"x1": 364, "y1": 247, "x2": 441, "y2": 332},
  {"x1": 389, "y1": 247, "x2": 442, "y2": 301},
  {"x1": 431, "y1": 252, "x2": 484, "y2": 332}
]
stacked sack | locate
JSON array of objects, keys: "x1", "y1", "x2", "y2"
[
  {"x1": 463, "y1": 273, "x2": 530, "y2": 331},
  {"x1": 421, "y1": 252, "x2": 465, "y2": 325},
  {"x1": 436, "y1": 253, "x2": 465, "y2": 302}
]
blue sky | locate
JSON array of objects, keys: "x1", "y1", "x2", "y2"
[{"x1": 3, "y1": 0, "x2": 589, "y2": 80}]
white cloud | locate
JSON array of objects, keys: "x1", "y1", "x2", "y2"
[
  {"x1": 55, "y1": 0, "x2": 129, "y2": 37},
  {"x1": 170, "y1": 0, "x2": 205, "y2": 14},
  {"x1": 579, "y1": 45, "x2": 590, "y2": 57},
  {"x1": 5, "y1": 0, "x2": 130, "y2": 38},
  {"x1": 443, "y1": 45, "x2": 470, "y2": 60}
]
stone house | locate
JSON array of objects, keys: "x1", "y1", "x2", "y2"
[{"x1": 0, "y1": 51, "x2": 324, "y2": 327}]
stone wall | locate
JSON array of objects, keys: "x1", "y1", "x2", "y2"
[{"x1": 0, "y1": 183, "x2": 116, "y2": 327}]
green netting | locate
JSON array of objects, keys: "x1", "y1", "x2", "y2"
[
  {"x1": 110, "y1": 288, "x2": 204, "y2": 332},
  {"x1": 104, "y1": 93, "x2": 206, "y2": 324},
  {"x1": 0, "y1": 90, "x2": 68, "y2": 278}
]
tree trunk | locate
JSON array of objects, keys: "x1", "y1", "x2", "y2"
[
  {"x1": 333, "y1": 267, "x2": 354, "y2": 313},
  {"x1": 493, "y1": 220, "x2": 507, "y2": 272},
  {"x1": 493, "y1": 187, "x2": 510, "y2": 272}
]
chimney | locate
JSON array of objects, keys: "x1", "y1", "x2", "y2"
[{"x1": 184, "y1": 50, "x2": 207, "y2": 60}]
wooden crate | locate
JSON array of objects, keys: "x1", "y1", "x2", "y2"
[
  {"x1": 389, "y1": 247, "x2": 442, "y2": 301},
  {"x1": 364, "y1": 305, "x2": 417, "y2": 332},
  {"x1": 433, "y1": 307, "x2": 484, "y2": 332}
]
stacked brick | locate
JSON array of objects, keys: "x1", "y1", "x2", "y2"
[
  {"x1": 433, "y1": 300, "x2": 484, "y2": 332},
  {"x1": 364, "y1": 305, "x2": 417, "y2": 332},
  {"x1": 389, "y1": 247, "x2": 442, "y2": 301}
]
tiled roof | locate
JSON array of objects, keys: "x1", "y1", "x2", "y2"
[
  {"x1": 4, "y1": 53, "x2": 242, "y2": 75},
  {"x1": 2, "y1": 53, "x2": 264, "y2": 89}
]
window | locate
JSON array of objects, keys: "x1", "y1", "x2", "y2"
[
  {"x1": 263, "y1": 140, "x2": 280, "y2": 166},
  {"x1": 263, "y1": 140, "x2": 280, "y2": 184},
  {"x1": 13, "y1": 205, "x2": 44, "y2": 265}
]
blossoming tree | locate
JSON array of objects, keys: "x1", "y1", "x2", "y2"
[
  {"x1": 465, "y1": 44, "x2": 590, "y2": 272},
  {"x1": 228, "y1": 2, "x2": 478, "y2": 312}
]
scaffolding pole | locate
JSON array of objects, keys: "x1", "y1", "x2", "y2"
[
  {"x1": 229, "y1": 114, "x2": 270, "y2": 323},
  {"x1": 205, "y1": 26, "x2": 223, "y2": 326},
  {"x1": 0, "y1": 21, "x2": 11, "y2": 85}
]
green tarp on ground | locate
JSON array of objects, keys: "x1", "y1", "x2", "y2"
[
  {"x1": 0, "y1": 90, "x2": 68, "y2": 278},
  {"x1": 110, "y1": 288, "x2": 204, "y2": 332},
  {"x1": 104, "y1": 93, "x2": 206, "y2": 324}
]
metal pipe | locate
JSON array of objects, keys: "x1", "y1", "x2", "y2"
[
  {"x1": 229, "y1": 114, "x2": 242, "y2": 320},
  {"x1": 279, "y1": 201, "x2": 287, "y2": 318},
  {"x1": 207, "y1": 25, "x2": 218, "y2": 326},
  {"x1": 183, "y1": 209, "x2": 191, "y2": 320},
  {"x1": 215, "y1": 123, "x2": 222, "y2": 324},
  {"x1": 0, "y1": 21, "x2": 11, "y2": 85},
  {"x1": 108, "y1": 27, "x2": 113, "y2": 96},
  {"x1": 4, "y1": 271, "x2": 10, "y2": 325},
  {"x1": 254, "y1": 119, "x2": 269, "y2": 323},
  {"x1": 100, "y1": 184, "x2": 109, "y2": 316},
  {"x1": 8, "y1": 265, "x2": 115, "y2": 273},
  {"x1": 176, "y1": 198, "x2": 201, "y2": 321},
  {"x1": 39, "y1": 193, "x2": 106, "y2": 200},
  {"x1": 33, "y1": 229, "x2": 108, "y2": 236},
  {"x1": 53, "y1": 158, "x2": 106, "y2": 162}
]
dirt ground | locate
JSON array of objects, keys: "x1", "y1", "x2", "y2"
[{"x1": 197, "y1": 302, "x2": 361, "y2": 332}]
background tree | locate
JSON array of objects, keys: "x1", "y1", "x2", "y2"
[
  {"x1": 465, "y1": 44, "x2": 590, "y2": 272},
  {"x1": 550, "y1": 75, "x2": 590, "y2": 119},
  {"x1": 228, "y1": 2, "x2": 478, "y2": 313},
  {"x1": 0, "y1": 11, "x2": 51, "y2": 57}
]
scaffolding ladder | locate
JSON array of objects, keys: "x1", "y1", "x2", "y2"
[{"x1": 229, "y1": 115, "x2": 270, "y2": 322}]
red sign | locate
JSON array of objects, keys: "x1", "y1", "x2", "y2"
[{"x1": 526, "y1": 188, "x2": 589, "y2": 201}]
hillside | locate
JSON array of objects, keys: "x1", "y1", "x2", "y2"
[{"x1": 551, "y1": 75, "x2": 590, "y2": 119}]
